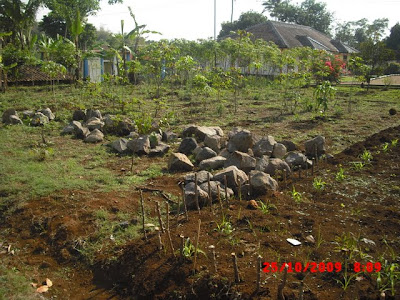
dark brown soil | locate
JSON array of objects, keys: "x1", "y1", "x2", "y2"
[{"x1": 1, "y1": 126, "x2": 399, "y2": 299}]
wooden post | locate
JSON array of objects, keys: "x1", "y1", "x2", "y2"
[
  {"x1": 305, "y1": 161, "x2": 308, "y2": 177},
  {"x1": 209, "y1": 245, "x2": 217, "y2": 273},
  {"x1": 298, "y1": 168, "x2": 301, "y2": 179},
  {"x1": 256, "y1": 255, "x2": 262, "y2": 292},
  {"x1": 193, "y1": 219, "x2": 201, "y2": 273},
  {"x1": 284, "y1": 169, "x2": 287, "y2": 186},
  {"x1": 156, "y1": 201, "x2": 165, "y2": 234},
  {"x1": 177, "y1": 183, "x2": 181, "y2": 219},
  {"x1": 166, "y1": 227, "x2": 175, "y2": 257},
  {"x1": 217, "y1": 184, "x2": 223, "y2": 213},
  {"x1": 207, "y1": 173, "x2": 212, "y2": 213},
  {"x1": 232, "y1": 252, "x2": 240, "y2": 283},
  {"x1": 139, "y1": 190, "x2": 147, "y2": 240},
  {"x1": 277, "y1": 264, "x2": 288, "y2": 300},
  {"x1": 224, "y1": 175, "x2": 229, "y2": 205},
  {"x1": 181, "y1": 184, "x2": 189, "y2": 221},
  {"x1": 166, "y1": 201, "x2": 170, "y2": 230},
  {"x1": 311, "y1": 158, "x2": 314, "y2": 176},
  {"x1": 238, "y1": 179, "x2": 242, "y2": 201},
  {"x1": 194, "y1": 173, "x2": 201, "y2": 214},
  {"x1": 248, "y1": 173, "x2": 252, "y2": 197},
  {"x1": 179, "y1": 234, "x2": 185, "y2": 261},
  {"x1": 158, "y1": 230, "x2": 163, "y2": 251}
]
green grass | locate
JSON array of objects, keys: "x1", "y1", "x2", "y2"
[{"x1": 0, "y1": 266, "x2": 36, "y2": 300}]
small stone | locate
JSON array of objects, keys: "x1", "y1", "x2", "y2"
[
  {"x1": 30, "y1": 112, "x2": 49, "y2": 126},
  {"x1": 247, "y1": 200, "x2": 259, "y2": 210},
  {"x1": 305, "y1": 235, "x2": 315, "y2": 244},
  {"x1": 84, "y1": 129, "x2": 104, "y2": 143},
  {"x1": 40, "y1": 108, "x2": 55, "y2": 121}
]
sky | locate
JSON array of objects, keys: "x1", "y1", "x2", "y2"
[{"x1": 39, "y1": 0, "x2": 400, "y2": 40}]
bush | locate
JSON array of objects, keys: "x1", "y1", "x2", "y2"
[{"x1": 384, "y1": 62, "x2": 400, "y2": 75}]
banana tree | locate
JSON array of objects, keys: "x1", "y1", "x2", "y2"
[{"x1": 69, "y1": 9, "x2": 83, "y2": 81}]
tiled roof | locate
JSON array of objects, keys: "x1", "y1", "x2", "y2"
[{"x1": 244, "y1": 21, "x2": 358, "y2": 54}]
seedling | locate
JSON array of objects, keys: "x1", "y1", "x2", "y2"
[
  {"x1": 180, "y1": 237, "x2": 205, "y2": 258},
  {"x1": 335, "y1": 165, "x2": 346, "y2": 182},
  {"x1": 375, "y1": 260, "x2": 400, "y2": 296},
  {"x1": 257, "y1": 200, "x2": 277, "y2": 214},
  {"x1": 382, "y1": 142, "x2": 390, "y2": 153},
  {"x1": 312, "y1": 177, "x2": 326, "y2": 192},
  {"x1": 360, "y1": 149, "x2": 373, "y2": 163},
  {"x1": 290, "y1": 186, "x2": 302, "y2": 203},
  {"x1": 216, "y1": 215, "x2": 234, "y2": 236},
  {"x1": 391, "y1": 139, "x2": 398, "y2": 147},
  {"x1": 352, "y1": 161, "x2": 365, "y2": 171}
]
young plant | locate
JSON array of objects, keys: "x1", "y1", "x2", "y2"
[
  {"x1": 313, "y1": 80, "x2": 336, "y2": 112},
  {"x1": 257, "y1": 200, "x2": 277, "y2": 214},
  {"x1": 181, "y1": 238, "x2": 206, "y2": 258},
  {"x1": 352, "y1": 161, "x2": 365, "y2": 171},
  {"x1": 375, "y1": 260, "x2": 400, "y2": 297},
  {"x1": 382, "y1": 142, "x2": 390, "y2": 153},
  {"x1": 290, "y1": 186, "x2": 302, "y2": 203},
  {"x1": 335, "y1": 165, "x2": 346, "y2": 182},
  {"x1": 215, "y1": 215, "x2": 233, "y2": 236},
  {"x1": 312, "y1": 177, "x2": 326, "y2": 192},
  {"x1": 391, "y1": 139, "x2": 398, "y2": 148},
  {"x1": 360, "y1": 149, "x2": 373, "y2": 163}
]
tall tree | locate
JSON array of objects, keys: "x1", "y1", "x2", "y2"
[
  {"x1": 219, "y1": 11, "x2": 267, "y2": 38},
  {"x1": 0, "y1": 0, "x2": 43, "y2": 49},
  {"x1": 386, "y1": 23, "x2": 400, "y2": 60},
  {"x1": 262, "y1": 0, "x2": 333, "y2": 35}
]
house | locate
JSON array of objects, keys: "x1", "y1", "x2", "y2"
[{"x1": 245, "y1": 21, "x2": 358, "y2": 62}]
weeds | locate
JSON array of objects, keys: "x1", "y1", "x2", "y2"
[{"x1": 335, "y1": 165, "x2": 346, "y2": 182}]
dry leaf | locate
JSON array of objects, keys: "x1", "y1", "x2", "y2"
[
  {"x1": 31, "y1": 283, "x2": 38, "y2": 288},
  {"x1": 45, "y1": 278, "x2": 53, "y2": 287},
  {"x1": 36, "y1": 285, "x2": 49, "y2": 293}
]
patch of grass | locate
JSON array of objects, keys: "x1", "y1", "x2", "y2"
[
  {"x1": 124, "y1": 164, "x2": 164, "y2": 185},
  {"x1": 0, "y1": 266, "x2": 36, "y2": 300}
]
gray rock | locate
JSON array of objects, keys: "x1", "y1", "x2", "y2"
[
  {"x1": 127, "y1": 135, "x2": 150, "y2": 155},
  {"x1": 253, "y1": 135, "x2": 276, "y2": 157},
  {"x1": 148, "y1": 143, "x2": 170, "y2": 157},
  {"x1": 21, "y1": 110, "x2": 34, "y2": 119},
  {"x1": 73, "y1": 109, "x2": 86, "y2": 121},
  {"x1": 227, "y1": 128, "x2": 253, "y2": 153},
  {"x1": 85, "y1": 109, "x2": 102, "y2": 121},
  {"x1": 178, "y1": 137, "x2": 198, "y2": 155},
  {"x1": 168, "y1": 153, "x2": 194, "y2": 172},
  {"x1": 279, "y1": 140, "x2": 298, "y2": 152},
  {"x1": 285, "y1": 152, "x2": 307, "y2": 168},
  {"x1": 103, "y1": 115, "x2": 136, "y2": 136},
  {"x1": 40, "y1": 108, "x2": 55, "y2": 121},
  {"x1": 86, "y1": 117, "x2": 104, "y2": 131},
  {"x1": 71, "y1": 120, "x2": 89, "y2": 139},
  {"x1": 196, "y1": 147, "x2": 217, "y2": 162},
  {"x1": 255, "y1": 155, "x2": 269, "y2": 172},
  {"x1": 204, "y1": 134, "x2": 224, "y2": 152},
  {"x1": 184, "y1": 183, "x2": 209, "y2": 209},
  {"x1": 184, "y1": 170, "x2": 213, "y2": 184},
  {"x1": 249, "y1": 170, "x2": 278, "y2": 195},
  {"x1": 30, "y1": 112, "x2": 49, "y2": 126},
  {"x1": 224, "y1": 151, "x2": 256, "y2": 173},
  {"x1": 305, "y1": 135, "x2": 326, "y2": 158},
  {"x1": 162, "y1": 131, "x2": 178, "y2": 142},
  {"x1": 61, "y1": 123, "x2": 75, "y2": 135},
  {"x1": 126, "y1": 132, "x2": 140, "y2": 139},
  {"x1": 193, "y1": 146, "x2": 203, "y2": 156},
  {"x1": 2, "y1": 108, "x2": 17, "y2": 124},
  {"x1": 265, "y1": 158, "x2": 291, "y2": 176},
  {"x1": 218, "y1": 148, "x2": 230, "y2": 158},
  {"x1": 182, "y1": 125, "x2": 224, "y2": 142},
  {"x1": 213, "y1": 166, "x2": 248, "y2": 190},
  {"x1": 84, "y1": 129, "x2": 104, "y2": 143},
  {"x1": 272, "y1": 143, "x2": 287, "y2": 159},
  {"x1": 111, "y1": 138, "x2": 129, "y2": 154},
  {"x1": 9, "y1": 115, "x2": 23, "y2": 125},
  {"x1": 198, "y1": 156, "x2": 226, "y2": 170},
  {"x1": 199, "y1": 181, "x2": 234, "y2": 201}
]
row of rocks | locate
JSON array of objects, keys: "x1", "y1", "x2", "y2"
[{"x1": 2, "y1": 108, "x2": 55, "y2": 126}]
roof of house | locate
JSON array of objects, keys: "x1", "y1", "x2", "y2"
[{"x1": 244, "y1": 21, "x2": 358, "y2": 54}]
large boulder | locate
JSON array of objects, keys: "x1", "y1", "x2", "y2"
[
  {"x1": 168, "y1": 153, "x2": 194, "y2": 172},
  {"x1": 305, "y1": 135, "x2": 326, "y2": 158},
  {"x1": 184, "y1": 182, "x2": 209, "y2": 208},
  {"x1": 127, "y1": 136, "x2": 150, "y2": 155},
  {"x1": 227, "y1": 128, "x2": 253, "y2": 153},
  {"x1": 84, "y1": 129, "x2": 104, "y2": 143},
  {"x1": 265, "y1": 158, "x2": 291, "y2": 176},
  {"x1": 30, "y1": 112, "x2": 49, "y2": 126},
  {"x1": 204, "y1": 134, "x2": 225, "y2": 152},
  {"x1": 272, "y1": 143, "x2": 287, "y2": 159},
  {"x1": 196, "y1": 147, "x2": 217, "y2": 162},
  {"x1": 85, "y1": 109, "x2": 102, "y2": 121},
  {"x1": 40, "y1": 108, "x2": 55, "y2": 121},
  {"x1": 103, "y1": 115, "x2": 136, "y2": 136},
  {"x1": 182, "y1": 125, "x2": 223, "y2": 142},
  {"x1": 199, "y1": 156, "x2": 227, "y2": 171},
  {"x1": 285, "y1": 152, "x2": 307, "y2": 168},
  {"x1": 162, "y1": 130, "x2": 178, "y2": 142},
  {"x1": 184, "y1": 170, "x2": 213, "y2": 185},
  {"x1": 2, "y1": 108, "x2": 17, "y2": 124},
  {"x1": 71, "y1": 121, "x2": 89, "y2": 139},
  {"x1": 148, "y1": 143, "x2": 170, "y2": 157},
  {"x1": 111, "y1": 138, "x2": 129, "y2": 154},
  {"x1": 86, "y1": 117, "x2": 104, "y2": 131},
  {"x1": 249, "y1": 170, "x2": 278, "y2": 195},
  {"x1": 255, "y1": 155, "x2": 269, "y2": 172},
  {"x1": 9, "y1": 115, "x2": 23, "y2": 125},
  {"x1": 279, "y1": 140, "x2": 298, "y2": 152},
  {"x1": 199, "y1": 181, "x2": 234, "y2": 202},
  {"x1": 73, "y1": 109, "x2": 86, "y2": 121},
  {"x1": 253, "y1": 136, "x2": 276, "y2": 157},
  {"x1": 178, "y1": 137, "x2": 198, "y2": 155},
  {"x1": 213, "y1": 166, "x2": 248, "y2": 190},
  {"x1": 224, "y1": 151, "x2": 256, "y2": 173}
]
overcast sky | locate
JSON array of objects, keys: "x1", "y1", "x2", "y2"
[{"x1": 40, "y1": 0, "x2": 400, "y2": 40}]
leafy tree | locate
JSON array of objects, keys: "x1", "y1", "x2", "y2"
[
  {"x1": 262, "y1": 0, "x2": 333, "y2": 35},
  {"x1": 386, "y1": 23, "x2": 400, "y2": 60},
  {"x1": 334, "y1": 18, "x2": 389, "y2": 48},
  {"x1": 0, "y1": 0, "x2": 43, "y2": 49},
  {"x1": 219, "y1": 11, "x2": 267, "y2": 39}
]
